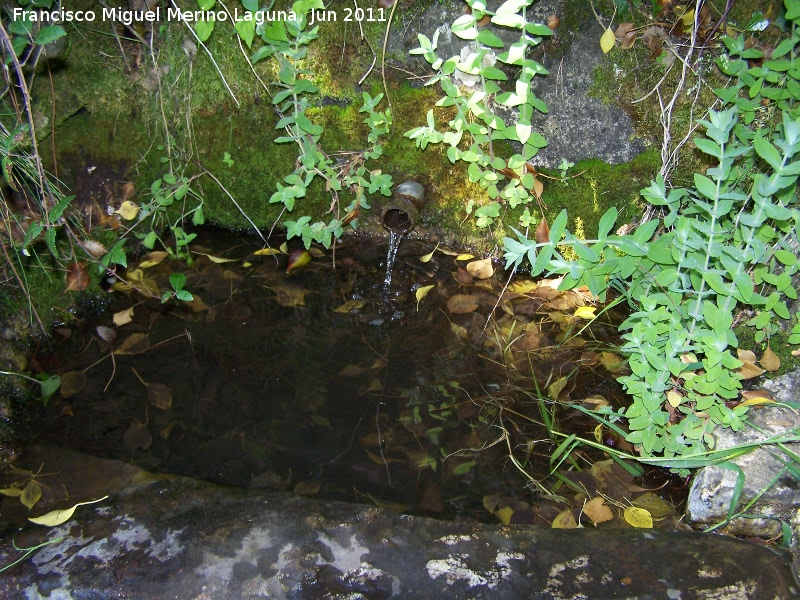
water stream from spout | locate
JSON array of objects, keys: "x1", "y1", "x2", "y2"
[{"x1": 383, "y1": 229, "x2": 406, "y2": 296}]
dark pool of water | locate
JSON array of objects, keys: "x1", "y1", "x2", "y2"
[{"x1": 23, "y1": 228, "x2": 654, "y2": 520}]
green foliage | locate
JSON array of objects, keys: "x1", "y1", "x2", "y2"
[
  {"x1": 162, "y1": 273, "x2": 193, "y2": 304},
  {"x1": 500, "y1": 39, "x2": 800, "y2": 461},
  {"x1": 405, "y1": 0, "x2": 551, "y2": 228}
]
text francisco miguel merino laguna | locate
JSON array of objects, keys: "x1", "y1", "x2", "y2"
[{"x1": 10, "y1": 6, "x2": 304, "y2": 25}]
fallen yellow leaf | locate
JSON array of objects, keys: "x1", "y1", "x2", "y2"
[
  {"x1": 419, "y1": 243, "x2": 439, "y2": 263},
  {"x1": 415, "y1": 284, "x2": 436, "y2": 310},
  {"x1": 29, "y1": 496, "x2": 109, "y2": 527},
  {"x1": 623, "y1": 506, "x2": 653, "y2": 528},
  {"x1": 573, "y1": 306, "x2": 597, "y2": 319},
  {"x1": 600, "y1": 27, "x2": 616, "y2": 53},
  {"x1": 115, "y1": 200, "x2": 139, "y2": 220}
]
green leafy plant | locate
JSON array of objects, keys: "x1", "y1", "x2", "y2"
[
  {"x1": 161, "y1": 273, "x2": 193, "y2": 304},
  {"x1": 405, "y1": 0, "x2": 551, "y2": 229}
]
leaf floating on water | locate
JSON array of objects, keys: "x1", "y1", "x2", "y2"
[
  {"x1": 0, "y1": 487, "x2": 23, "y2": 497},
  {"x1": 419, "y1": 243, "x2": 439, "y2": 263},
  {"x1": 760, "y1": 346, "x2": 780, "y2": 372},
  {"x1": 29, "y1": 495, "x2": 109, "y2": 527},
  {"x1": 114, "y1": 333, "x2": 150, "y2": 355},
  {"x1": 254, "y1": 247, "x2": 283, "y2": 256},
  {"x1": 193, "y1": 251, "x2": 237, "y2": 264},
  {"x1": 112, "y1": 307, "x2": 134, "y2": 327},
  {"x1": 583, "y1": 497, "x2": 613, "y2": 525},
  {"x1": 466, "y1": 258, "x2": 493, "y2": 279},
  {"x1": 334, "y1": 299, "x2": 367, "y2": 313},
  {"x1": 415, "y1": 284, "x2": 436, "y2": 310},
  {"x1": 455, "y1": 253, "x2": 475, "y2": 261},
  {"x1": 60, "y1": 371, "x2": 87, "y2": 398},
  {"x1": 552, "y1": 508, "x2": 578, "y2": 528},
  {"x1": 20, "y1": 480, "x2": 42, "y2": 510},
  {"x1": 623, "y1": 506, "x2": 653, "y2": 528},
  {"x1": 447, "y1": 294, "x2": 480, "y2": 314}
]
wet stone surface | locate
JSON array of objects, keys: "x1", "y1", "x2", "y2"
[{"x1": 0, "y1": 446, "x2": 797, "y2": 600}]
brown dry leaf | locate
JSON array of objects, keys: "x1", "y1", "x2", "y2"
[
  {"x1": 147, "y1": 383, "x2": 172, "y2": 410},
  {"x1": 119, "y1": 182, "x2": 136, "y2": 199},
  {"x1": 447, "y1": 294, "x2": 480, "y2": 314},
  {"x1": 737, "y1": 348, "x2": 765, "y2": 379},
  {"x1": 552, "y1": 508, "x2": 578, "y2": 528},
  {"x1": 760, "y1": 346, "x2": 780, "y2": 372},
  {"x1": 466, "y1": 258, "x2": 494, "y2": 279},
  {"x1": 535, "y1": 215, "x2": 550, "y2": 244},
  {"x1": 60, "y1": 371, "x2": 87, "y2": 398},
  {"x1": 294, "y1": 480, "x2": 322, "y2": 496},
  {"x1": 583, "y1": 497, "x2": 614, "y2": 525},
  {"x1": 514, "y1": 328, "x2": 548, "y2": 351},
  {"x1": 615, "y1": 22, "x2": 637, "y2": 49},
  {"x1": 114, "y1": 333, "x2": 150, "y2": 355},
  {"x1": 20, "y1": 480, "x2": 42, "y2": 510},
  {"x1": 532, "y1": 175, "x2": 544, "y2": 199},
  {"x1": 66, "y1": 262, "x2": 90, "y2": 292},
  {"x1": 334, "y1": 299, "x2": 367, "y2": 313},
  {"x1": 271, "y1": 283, "x2": 309, "y2": 307},
  {"x1": 113, "y1": 307, "x2": 134, "y2": 326},
  {"x1": 79, "y1": 239, "x2": 107, "y2": 258},
  {"x1": 123, "y1": 419, "x2": 152, "y2": 451}
]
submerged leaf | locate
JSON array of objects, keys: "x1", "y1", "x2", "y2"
[
  {"x1": 112, "y1": 307, "x2": 134, "y2": 327},
  {"x1": 419, "y1": 243, "x2": 439, "y2": 263},
  {"x1": 447, "y1": 294, "x2": 480, "y2": 314},
  {"x1": 147, "y1": 383, "x2": 173, "y2": 410},
  {"x1": 466, "y1": 258, "x2": 494, "y2": 279},
  {"x1": 114, "y1": 333, "x2": 150, "y2": 355},
  {"x1": 123, "y1": 419, "x2": 152, "y2": 451},
  {"x1": 334, "y1": 299, "x2": 367, "y2": 313},
  {"x1": 20, "y1": 480, "x2": 42, "y2": 510},
  {"x1": 552, "y1": 508, "x2": 578, "y2": 528},
  {"x1": 60, "y1": 371, "x2": 87, "y2": 398},
  {"x1": 271, "y1": 283, "x2": 309, "y2": 307}
]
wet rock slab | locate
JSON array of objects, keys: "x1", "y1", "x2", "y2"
[{"x1": 0, "y1": 447, "x2": 797, "y2": 599}]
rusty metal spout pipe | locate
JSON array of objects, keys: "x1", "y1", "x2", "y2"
[{"x1": 382, "y1": 181, "x2": 426, "y2": 235}]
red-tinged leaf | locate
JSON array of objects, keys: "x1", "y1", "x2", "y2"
[{"x1": 286, "y1": 249, "x2": 312, "y2": 274}]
